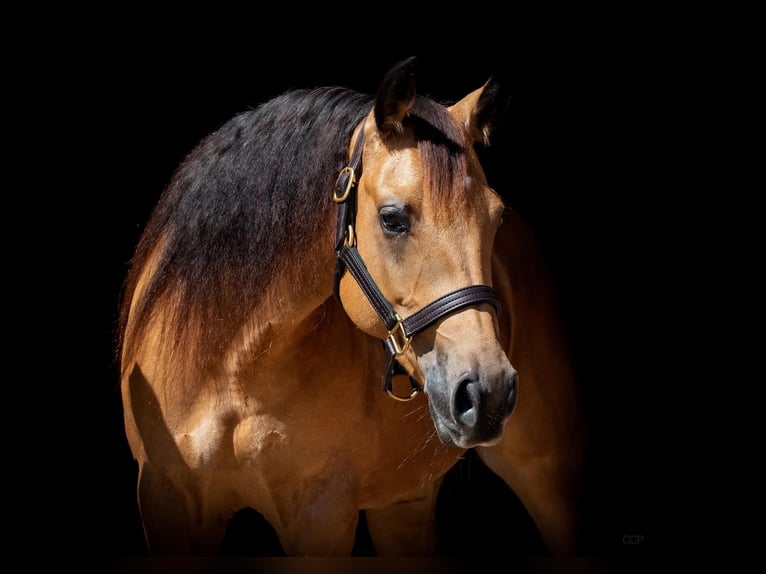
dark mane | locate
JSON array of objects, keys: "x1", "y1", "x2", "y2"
[{"x1": 119, "y1": 87, "x2": 372, "y2": 369}]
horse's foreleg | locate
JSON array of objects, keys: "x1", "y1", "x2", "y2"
[
  {"x1": 271, "y1": 471, "x2": 361, "y2": 556},
  {"x1": 363, "y1": 479, "x2": 442, "y2": 556},
  {"x1": 477, "y1": 439, "x2": 583, "y2": 555},
  {"x1": 137, "y1": 462, "x2": 229, "y2": 555},
  {"x1": 126, "y1": 365, "x2": 230, "y2": 554},
  {"x1": 137, "y1": 462, "x2": 193, "y2": 554}
]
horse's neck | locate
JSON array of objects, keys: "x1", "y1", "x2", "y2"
[{"x1": 222, "y1": 278, "x2": 373, "y2": 389}]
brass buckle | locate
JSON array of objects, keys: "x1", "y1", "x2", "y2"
[
  {"x1": 333, "y1": 166, "x2": 355, "y2": 203},
  {"x1": 387, "y1": 315, "x2": 412, "y2": 356}
]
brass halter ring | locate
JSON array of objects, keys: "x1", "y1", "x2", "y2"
[
  {"x1": 345, "y1": 224, "x2": 356, "y2": 248},
  {"x1": 386, "y1": 383, "x2": 420, "y2": 403},
  {"x1": 386, "y1": 386, "x2": 420, "y2": 401}
]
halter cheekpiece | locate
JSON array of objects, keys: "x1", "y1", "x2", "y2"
[{"x1": 333, "y1": 126, "x2": 502, "y2": 401}]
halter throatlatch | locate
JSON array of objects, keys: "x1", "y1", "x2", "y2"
[{"x1": 333, "y1": 127, "x2": 502, "y2": 401}]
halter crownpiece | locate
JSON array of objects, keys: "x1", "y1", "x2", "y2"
[{"x1": 333, "y1": 126, "x2": 502, "y2": 401}]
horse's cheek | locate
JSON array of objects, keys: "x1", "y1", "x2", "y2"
[{"x1": 338, "y1": 275, "x2": 388, "y2": 339}]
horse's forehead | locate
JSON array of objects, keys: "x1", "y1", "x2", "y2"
[
  {"x1": 363, "y1": 136, "x2": 491, "y2": 210},
  {"x1": 369, "y1": 145, "x2": 424, "y2": 193}
]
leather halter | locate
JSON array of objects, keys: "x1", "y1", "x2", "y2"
[{"x1": 333, "y1": 126, "x2": 502, "y2": 400}]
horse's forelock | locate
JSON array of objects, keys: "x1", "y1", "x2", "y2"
[{"x1": 407, "y1": 96, "x2": 468, "y2": 214}]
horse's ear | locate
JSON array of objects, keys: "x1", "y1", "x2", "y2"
[
  {"x1": 450, "y1": 63, "x2": 511, "y2": 146},
  {"x1": 374, "y1": 57, "x2": 417, "y2": 135}
]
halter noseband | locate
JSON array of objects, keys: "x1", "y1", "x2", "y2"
[{"x1": 333, "y1": 127, "x2": 502, "y2": 401}]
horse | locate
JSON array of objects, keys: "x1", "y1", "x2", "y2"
[{"x1": 117, "y1": 57, "x2": 584, "y2": 556}]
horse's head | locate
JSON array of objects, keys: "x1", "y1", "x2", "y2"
[{"x1": 337, "y1": 58, "x2": 518, "y2": 448}]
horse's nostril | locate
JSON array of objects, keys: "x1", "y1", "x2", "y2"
[
  {"x1": 452, "y1": 369, "x2": 517, "y2": 434},
  {"x1": 453, "y1": 376, "x2": 480, "y2": 427}
]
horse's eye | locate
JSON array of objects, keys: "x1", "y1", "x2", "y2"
[{"x1": 379, "y1": 207, "x2": 410, "y2": 236}]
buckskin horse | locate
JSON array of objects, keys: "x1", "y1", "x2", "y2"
[{"x1": 117, "y1": 57, "x2": 583, "y2": 556}]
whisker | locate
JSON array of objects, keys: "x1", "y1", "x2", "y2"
[
  {"x1": 403, "y1": 404, "x2": 427, "y2": 418},
  {"x1": 397, "y1": 427, "x2": 441, "y2": 471}
]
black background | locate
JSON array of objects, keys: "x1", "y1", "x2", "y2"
[{"x1": 44, "y1": 48, "x2": 677, "y2": 569}]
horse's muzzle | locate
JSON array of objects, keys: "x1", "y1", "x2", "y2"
[{"x1": 428, "y1": 366, "x2": 518, "y2": 448}]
